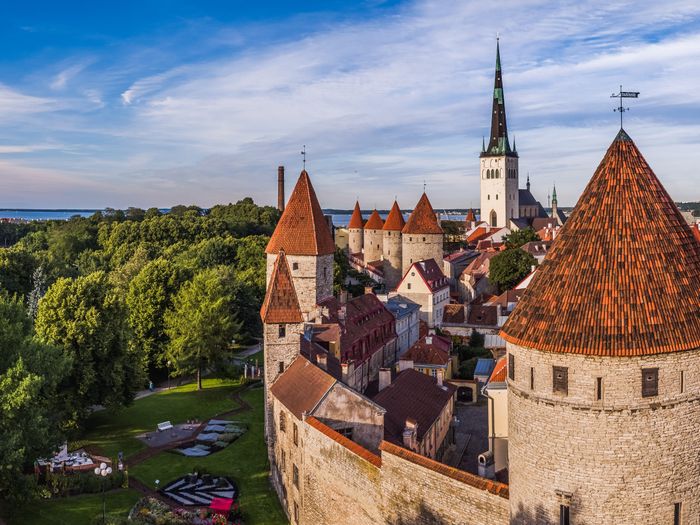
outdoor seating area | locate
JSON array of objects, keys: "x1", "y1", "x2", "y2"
[
  {"x1": 36, "y1": 444, "x2": 111, "y2": 473},
  {"x1": 138, "y1": 421, "x2": 201, "y2": 448},
  {"x1": 173, "y1": 419, "x2": 247, "y2": 457},
  {"x1": 162, "y1": 474, "x2": 237, "y2": 507}
]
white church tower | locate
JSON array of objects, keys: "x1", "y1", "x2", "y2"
[{"x1": 480, "y1": 39, "x2": 519, "y2": 228}]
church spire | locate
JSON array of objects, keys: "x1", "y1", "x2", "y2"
[{"x1": 482, "y1": 38, "x2": 516, "y2": 158}]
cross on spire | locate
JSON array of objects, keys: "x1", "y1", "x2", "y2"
[
  {"x1": 611, "y1": 85, "x2": 640, "y2": 129},
  {"x1": 301, "y1": 145, "x2": 307, "y2": 170}
]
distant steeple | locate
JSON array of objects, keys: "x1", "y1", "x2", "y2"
[
  {"x1": 551, "y1": 183, "x2": 558, "y2": 219},
  {"x1": 482, "y1": 38, "x2": 516, "y2": 158},
  {"x1": 526, "y1": 173, "x2": 531, "y2": 192}
]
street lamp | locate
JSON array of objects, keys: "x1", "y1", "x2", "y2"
[
  {"x1": 167, "y1": 360, "x2": 171, "y2": 390},
  {"x1": 94, "y1": 462, "x2": 113, "y2": 524}
]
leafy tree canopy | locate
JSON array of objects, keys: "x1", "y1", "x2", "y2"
[
  {"x1": 503, "y1": 227, "x2": 540, "y2": 250},
  {"x1": 489, "y1": 249, "x2": 538, "y2": 292}
]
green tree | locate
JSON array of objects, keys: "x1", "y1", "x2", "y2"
[
  {"x1": 503, "y1": 227, "x2": 540, "y2": 249},
  {"x1": 0, "y1": 245, "x2": 37, "y2": 297},
  {"x1": 35, "y1": 271, "x2": 141, "y2": 429},
  {"x1": 489, "y1": 249, "x2": 538, "y2": 292},
  {"x1": 165, "y1": 267, "x2": 242, "y2": 390},
  {"x1": 0, "y1": 294, "x2": 70, "y2": 502}
]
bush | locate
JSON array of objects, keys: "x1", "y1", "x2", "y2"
[{"x1": 43, "y1": 469, "x2": 126, "y2": 497}]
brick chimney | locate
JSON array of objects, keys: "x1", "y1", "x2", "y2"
[
  {"x1": 277, "y1": 166, "x2": 285, "y2": 212},
  {"x1": 379, "y1": 368, "x2": 391, "y2": 392},
  {"x1": 403, "y1": 418, "x2": 418, "y2": 450}
]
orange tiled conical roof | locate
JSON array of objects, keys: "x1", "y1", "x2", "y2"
[
  {"x1": 266, "y1": 170, "x2": 335, "y2": 256},
  {"x1": 260, "y1": 251, "x2": 303, "y2": 324},
  {"x1": 402, "y1": 193, "x2": 443, "y2": 234},
  {"x1": 348, "y1": 201, "x2": 364, "y2": 229},
  {"x1": 364, "y1": 209, "x2": 384, "y2": 230},
  {"x1": 501, "y1": 130, "x2": 700, "y2": 356},
  {"x1": 383, "y1": 201, "x2": 406, "y2": 231},
  {"x1": 465, "y1": 209, "x2": 477, "y2": 223}
]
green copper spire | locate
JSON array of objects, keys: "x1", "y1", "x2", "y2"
[
  {"x1": 496, "y1": 37, "x2": 501, "y2": 72},
  {"x1": 552, "y1": 183, "x2": 558, "y2": 202},
  {"x1": 481, "y1": 37, "x2": 516, "y2": 158}
]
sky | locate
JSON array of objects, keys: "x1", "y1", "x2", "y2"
[{"x1": 1, "y1": 0, "x2": 700, "y2": 209}]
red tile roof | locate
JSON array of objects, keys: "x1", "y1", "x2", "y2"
[
  {"x1": 260, "y1": 251, "x2": 303, "y2": 324},
  {"x1": 502, "y1": 130, "x2": 700, "y2": 356},
  {"x1": 348, "y1": 201, "x2": 364, "y2": 229},
  {"x1": 488, "y1": 357, "x2": 507, "y2": 383},
  {"x1": 270, "y1": 356, "x2": 336, "y2": 419},
  {"x1": 465, "y1": 209, "x2": 477, "y2": 223},
  {"x1": 383, "y1": 201, "x2": 406, "y2": 231},
  {"x1": 364, "y1": 209, "x2": 385, "y2": 230},
  {"x1": 402, "y1": 193, "x2": 443, "y2": 234},
  {"x1": 692, "y1": 223, "x2": 700, "y2": 244},
  {"x1": 442, "y1": 304, "x2": 466, "y2": 324},
  {"x1": 467, "y1": 305, "x2": 498, "y2": 326},
  {"x1": 467, "y1": 226, "x2": 503, "y2": 244},
  {"x1": 266, "y1": 170, "x2": 335, "y2": 256},
  {"x1": 401, "y1": 335, "x2": 452, "y2": 366},
  {"x1": 404, "y1": 258, "x2": 449, "y2": 293}
]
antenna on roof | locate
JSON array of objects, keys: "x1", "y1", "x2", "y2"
[
  {"x1": 301, "y1": 145, "x2": 307, "y2": 170},
  {"x1": 611, "y1": 85, "x2": 640, "y2": 129}
]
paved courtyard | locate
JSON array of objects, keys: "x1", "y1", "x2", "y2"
[{"x1": 454, "y1": 400, "x2": 488, "y2": 475}]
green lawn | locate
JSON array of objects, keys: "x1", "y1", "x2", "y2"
[
  {"x1": 130, "y1": 386, "x2": 286, "y2": 525},
  {"x1": 3, "y1": 489, "x2": 141, "y2": 525},
  {"x1": 81, "y1": 377, "x2": 245, "y2": 459}
]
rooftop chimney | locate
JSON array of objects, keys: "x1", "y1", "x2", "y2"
[
  {"x1": 403, "y1": 418, "x2": 418, "y2": 450},
  {"x1": 437, "y1": 368, "x2": 444, "y2": 388},
  {"x1": 317, "y1": 353, "x2": 328, "y2": 371},
  {"x1": 398, "y1": 359, "x2": 413, "y2": 372},
  {"x1": 365, "y1": 286, "x2": 374, "y2": 295},
  {"x1": 277, "y1": 166, "x2": 285, "y2": 212},
  {"x1": 379, "y1": 368, "x2": 391, "y2": 392}
]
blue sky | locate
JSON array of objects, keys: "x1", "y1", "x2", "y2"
[{"x1": 1, "y1": 0, "x2": 700, "y2": 209}]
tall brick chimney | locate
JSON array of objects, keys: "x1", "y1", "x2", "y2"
[{"x1": 277, "y1": 166, "x2": 285, "y2": 212}]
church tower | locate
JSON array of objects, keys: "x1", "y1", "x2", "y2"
[
  {"x1": 480, "y1": 39, "x2": 519, "y2": 228},
  {"x1": 503, "y1": 130, "x2": 700, "y2": 524}
]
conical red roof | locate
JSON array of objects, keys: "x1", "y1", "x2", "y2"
[
  {"x1": 402, "y1": 193, "x2": 443, "y2": 234},
  {"x1": 364, "y1": 209, "x2": 384, "y2": 230},
  {"x1": 348, "y1": 201, "x2": 364, "y2": 229},
  {"x1": 465, "y1": 209, "x2": 476, "y2": 223},
  {"x1": 260, "y1": 251, "x2": 303, "y2": 324},
  {"x1": 383, "y1": 201, "x2": 406, "y2": 231},
  {"x1": 502, "y1": 130, "x2": 700, "y2": 356},
  {"x1": 266, "y1": 170, "x2": 335, "y2": 256}
]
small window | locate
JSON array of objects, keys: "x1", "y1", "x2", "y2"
[
  {"x1": 292, "y1": 464, "x2": 299, "y2": 487},
  {"x1": 337, "y1": 427, "x2": 353, "y2": 440},
  {"x1": 675, "y1": 502, "x2": 682, "y2": 525},
  {"x1": 508, "y1": 353, "x2": 515, "y2": 381},
  {"x1": 324, "y1": 267, "x2": 327, "y2": 278},
  {"x1": 496, "y1": 194, "x2": 499, "y2": 200},
  {"x1": 407, "y1": 283, "x2": 411, "y2": 290},
  {"x1": 293, "y1": 423, "x2": 299, "y2": 445},
  {"x1": 278, "y1": 361, "x2": 284, "y2": 374},
  {"x1": 559, "y1": 504, "x2": 570, "y2": 525},
  {"x1": 642, "y1": 368, "x2": 658, "y2": 397},
  {"x1": 530, "y1": 367, "x2": 534, "y2": 390},
  {"x1": 278, "y1": 325, "x2": 286, "y2": 338},
  {"x1": 488, "y1": 194, "x2": 490, "y2": 200},
  {"x1": 280, "y1": 411, "x2": 287, "y2": 432},
  {"x1": 553, "y1": 366, "x2": 568, "y2": 395},
  {"x1": 596, "y1": 377, "x2": 603, "y2": 401},
  {"x1": 281, "y1": 449, "x2": 286, "y2": 471},
  {"x1": 294, "y1": 502, "x2": 299, "y2": 522},
  {"x1": 292, "y1": 262, "x2": 299, "y2": 270},
  {"x1": 680, "y1": 371, "x2": 685, "y2": 394},
  {"x1": 422, "y1": 237, "x2": 426, "y2": 242}
]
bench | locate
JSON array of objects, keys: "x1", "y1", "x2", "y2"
[{"x1": 157, "y1": 421, "x2": 173, "y2": 432}]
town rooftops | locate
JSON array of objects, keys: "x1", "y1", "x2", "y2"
[
  {"x1": 486, "y1": 357, "x2": 507, "y2": 385},
  {"x1": 442, "y1": 304, "x2": 466, "y2": 325},
  {"x1": 364, "y1": 209, "x2": 385, "y2": 230},
  {"x1": 381, "y1": 295, "x2": 420, "y2": 320},
  {"x1": 502, "y1": 130, "x2": 700, "y2": 356},
  {"x1": 270, "y1": 356, "x2": 335, "y2": 419},
  {"x1": 400, "y1": 335, "x2": 452, "y2": 366},
  {"x1": 266, "y1": 170, "x2": 335, "y2": 256},
  {"x1": 372, "y1": 369, "x2": 456, "y2": 444},
  {"x1": 348, "y1": 201, "x2": 364, "y2": 229},
  {"x1": 467, "y1": 305, "x2": 498, "y2": 327},
  {"x1": 260, "y1": 251, "x2": 303, "y2": 324},
  {"x1": 402, "y1": 193, "x2": 443, "y2": 235},
  {"x1": 383, "y1": 200, "x2": 406, "y2": 231},
  {"x1": 403, "y1": 258, "x2": 449, "y2": 293}
]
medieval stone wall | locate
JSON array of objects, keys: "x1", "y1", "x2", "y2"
[
  {"x1": 364, "y1": 228, "x2": 383, "y2": 264},
  {"x1": 348, "y1": 227, "x2": 363, "y2": 255},
  {"x1": 401, "y1": 233, "x2": 443, "y2": 276},
  {"x1": 382, "y1": 230, "x2": 402, "y2": 290},
  {"x1": 508, "y1": 342, "x2": 700, "y2": 525},
  {"x1": 266, "y1": 253, "x2": 333, "y2": 315}
]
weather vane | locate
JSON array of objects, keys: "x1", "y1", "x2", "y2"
[
  {"x1": 611, "y1": 85, "x2": 640, "y2": 129},
  {"x1": 423, "y1": 180, "x2": 426, "y2": 193},
  {"x1": 301, "y1": 145, "x2": 306, "y2": 170}
]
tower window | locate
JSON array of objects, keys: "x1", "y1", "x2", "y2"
[
  {"x1": 530, "y1": 367, "x2": 534, "y2": 390},
  {"x1": 278, "y1": 361, "x2": 284, "y2": 374},
  {"x1": 278, "y1": 325, "x2": 286, "y2": 338},
  {"x1": 508, "y1": 354, "x2": 515, "y2": 381},
  {"x1": 680, "y1": 371, "x2": 685, "y2": 394},
  {"x1": 553, "y1": 366, "x2": 568, "y2": 395},
  {"x1": 559, "y1": 504, "x2": 570, "y2": 525},
  {"x1": 293, "y1": 423, "x2": 299, "y2": 445},
  {"x1": 292, "y1": 262, "x2": 299, "y2": 270},
  {"x1": 280, "y1": 411, "x2": 287, "y2": 432},
  {"x1": 596, "y1": 377, "x2": 603, "y2": 401},
  {"x1": 675, "y1": 502, "x2": 682, "y2": 525},
  {"x1": 496, "y1": 194, "x2": 499, "y2": 200},
  {"x1": 642, "y1": 368, "x2": 658, "y2": 397},
  {"x1": 293, "y1": 464, "x2": 299, "y2": 487}
]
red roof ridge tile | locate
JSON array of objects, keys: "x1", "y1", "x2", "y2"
[
  {"x1": 502, "y1": 130, "x2": 700, "y2": 356},
  {"x1": 266, "y1": 170, "x2": 335, "y2": 256},
  {"x1": 260, "y1": 250, "x2": 303, "y2": 324},
  {"x1": 383, "y1": 201, "x2": 406, "y2": 231},
  {"x1": 402, "y1": 193, "x2": 443, "y2": 234},
  {"x1": 306, "y1": 416, "x2": 382, "y2": 467},
  {"x1": 379, "y1": 441, "x2": 509, "y2": 498},
  {"x1": 364, "y1": 209, "x2": 384, "y2": 230},
  {"x1": 348, "y1": 201, "x2": 364, "y2": 229}
]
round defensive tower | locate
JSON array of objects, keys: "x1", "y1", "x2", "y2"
[
  {"x1": 502, "y1": 130, "x2": 700, "y2": 525},
  {"x1": 382, "y1": 200, "x2": 405, "y2": 290},
  {"x1": 401, "y1": 193, "x2": 443, "y2": 276},
  {"x1": 347, "y1": 200, "x2": 364, "y2": 255},
  {"x1": 363, "y1": 209, "x2": 384, "y2": 265}
]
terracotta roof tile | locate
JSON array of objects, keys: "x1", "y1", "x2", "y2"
[
  {"x1": 266, "y1": 170, "x2": 335, "y2": 256},
  {"x1": 260, "y1": 251, "x2": 303, "y2": 324},
  {"x1": 379, "y1": 441, "x2": 509, "y2": 498},
  {"x1": 442, "y1": 304, "x2": 466, "y2": 324},
  {"x1": 467, "y1": 305, "x2": 498, "y2": 326},
  {"x1": 502, "y1": 130, "x2": 700, "y2": 356},
  {"x1": 270, "y1": 356, "x2": 335, "y2": 419},
  {"x1": 465, "y1": 209, "x2": 477, "y2": 223},
  {"x1": 364, "y1": 209, "x2": 384, "y2": 230},
  {"x1": 383, "y1": 201, "x2": 406, "y2": 231},
  {"x1": 348, "y1": 201, "x2": 364, "y2": 229},
  {"x1": 402, "y1": 193, "x2": 443, "y2": 234},
  {"x1": 488, "y1": 357, "x2": 507, "y2": 383},
  {"x1": 692, "y1": 223, "x2": 700, "y2": 244},
  {"x1": 401, "y1": 335, "x2": 452, "y2": 365}
]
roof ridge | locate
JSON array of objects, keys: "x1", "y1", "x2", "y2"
[{"x1": 402, "y1": 193, "x2": 443, "y2": 234}]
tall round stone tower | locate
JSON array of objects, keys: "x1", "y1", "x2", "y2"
[
  {"x1": 347, "y1": 200, "x2": 364, "y2": 255},
  {"x1": 382, "y1": 200, "x2": 405, "y2": 290},
  {"x1": 363, "y1": 209, "x2": 384, "y2": 264},
  {"x1": 502, "y1": 130, "x2": 700, "y2": 525},
  {"x1": 401, "y1": 193, "x2": 443, "y2": 276}
]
